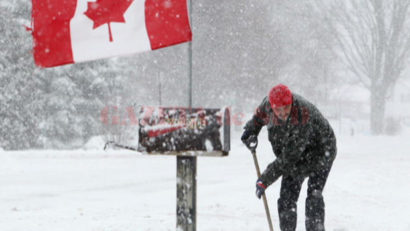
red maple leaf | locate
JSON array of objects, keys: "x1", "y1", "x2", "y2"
[{"x1": 84, "y1": 0, "x2": 134, "y2": 42}]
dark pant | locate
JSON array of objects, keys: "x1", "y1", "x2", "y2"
[{"x1": 277, "y1": 167, "x2": 331, "y2": 231}]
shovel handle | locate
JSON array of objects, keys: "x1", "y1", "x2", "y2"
[{"x1": 251, "y1": 151, "x2": 274, "y2": 231}]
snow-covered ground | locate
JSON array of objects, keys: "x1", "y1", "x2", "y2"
[{"x1": 1, "y1": 133, "x2": 409, "y2": 231}]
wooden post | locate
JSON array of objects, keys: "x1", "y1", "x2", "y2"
[{"x1": 176, "y1": 156, "x2": 197, "y2": 231}]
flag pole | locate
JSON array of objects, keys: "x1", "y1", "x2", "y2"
[
  {"x1": 188, "y1": 0, "x2": 193, "y2": 109},
  {"x1": 176, "y1": 0, "x2": 197, "y2": 230}
]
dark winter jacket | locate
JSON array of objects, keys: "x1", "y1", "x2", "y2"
[{"x1": 244, "y1": 94, "x2": 337, "y2": 186}]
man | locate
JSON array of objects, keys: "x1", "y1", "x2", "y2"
[{"x1": 241, "y1": 84, "x2": 337, "y2": 231}]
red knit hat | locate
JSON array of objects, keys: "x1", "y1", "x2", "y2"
[{"x1": 269, "y1": 84, "x2": 293, "y2": 108}]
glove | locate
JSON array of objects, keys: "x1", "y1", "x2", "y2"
[
  {"x1": 255, "y1": 179, "x2": 267, "y2": 199},
  {"x1": 241, "y1": 130, "x2": 257, "y2": 148},
  {"x1": 241, "y1": 130, "x2": 252, "y2": 143}
]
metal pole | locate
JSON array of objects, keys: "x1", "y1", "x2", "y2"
[
  {"x1": 177, "y1": 0, "x2": 196, "y2": 230},
  {"x1": 158, "y1": 71, "x2": 162, "y2": 105},
  {"x1": 188, "y1": 0, "x2": 193, "y2": 108}
]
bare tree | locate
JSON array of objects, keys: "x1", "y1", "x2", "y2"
[{"x1": 314, "y1": 0, "x2": 410, "y2": 134}]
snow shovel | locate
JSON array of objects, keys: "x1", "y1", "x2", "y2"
[{"x1": 245, "y1": 136, "x2": 274, "y2": 231}]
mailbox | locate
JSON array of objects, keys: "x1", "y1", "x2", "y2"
[{"x1": 137, "y1": 106, "x2": 230, "y2": 156}]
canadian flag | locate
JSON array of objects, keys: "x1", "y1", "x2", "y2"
[{"x1": 31, "y1": 0, "x2": 192, "y2": 67}]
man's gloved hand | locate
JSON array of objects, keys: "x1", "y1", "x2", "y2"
[
  {"x1": 255, "y1": 179, "x2": 267, "y2": 199},
  {"x1": 241, "y1": 130, "x2": 257, "y2": 149},
  {"x1": 241, "y1": 130, "x2": 252, "y2": 143}
]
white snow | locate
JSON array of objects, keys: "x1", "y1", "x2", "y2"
[
  {"x1": 1, "y1": 133, "x2": 410, "y2": 231},
  {"x1": 83, "y1": 136, "x2": 106, "y2": 150}
]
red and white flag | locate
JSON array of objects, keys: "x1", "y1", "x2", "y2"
[{"x1": 31, "y1": 0, "x2": 192, "y2": 67}]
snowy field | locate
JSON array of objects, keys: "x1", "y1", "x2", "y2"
[{"x1": 1, "y1": 132, "x2": 410, "y2": 231}]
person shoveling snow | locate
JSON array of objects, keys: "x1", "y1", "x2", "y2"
[{"x1": 242, "y1": 84, "x2": 337, "y2": 231}]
